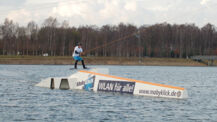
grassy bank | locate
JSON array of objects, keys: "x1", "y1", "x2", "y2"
[{"x1": 0, "y1": 55, "x2": 211, "y2": 66}]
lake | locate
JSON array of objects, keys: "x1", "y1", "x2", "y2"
[{"x1": 0, "y1": 65, "x2": 217, "y2": 121}]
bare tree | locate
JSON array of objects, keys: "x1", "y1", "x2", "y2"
[
  {"x1": 1, "y1": 17, "x2": 217, "y2": 58},
  {"x1": 42, "y1": 17, "x2": 59, "y2": 56},
  {"x1": 1, "y1": 18, "x2": 18, "y2": 55}
]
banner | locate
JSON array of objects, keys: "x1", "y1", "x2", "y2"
[{"x1": 97, "y1": 80, "x2": 135, "y2": 94}]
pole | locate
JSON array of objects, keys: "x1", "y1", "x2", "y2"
[{"x1": 136, "y1": 31, "x2": 142, "y2": 63}]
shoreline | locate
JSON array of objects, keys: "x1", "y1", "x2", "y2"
[{"x1": 0, "y1": 56, "x2": 211, "y2": 66}]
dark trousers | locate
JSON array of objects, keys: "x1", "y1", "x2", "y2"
[{"x1": 74, "y1": 60, "x2": 86, "y2": 69}]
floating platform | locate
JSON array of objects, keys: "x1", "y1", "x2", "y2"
[{"x1": 36, "y1": 68, "x2": 188, "y2": 99}]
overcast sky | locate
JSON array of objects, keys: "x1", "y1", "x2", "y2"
[{"x1": 0, "y1": 0, "x2": 217, "y2": 27}]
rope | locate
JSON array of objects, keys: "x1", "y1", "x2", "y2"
[{"x1": 83, "y1": 31, "x2": 139, "y2": 54}]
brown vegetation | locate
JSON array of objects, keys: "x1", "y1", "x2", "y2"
[
  {"x1": 0, "y1": 56, "x2": 208, "y2": 66},
  {"x1": 0, "y1": 17, "x2": 217, "y2": 58}
]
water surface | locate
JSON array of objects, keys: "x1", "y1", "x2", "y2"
[{"x1": 0, "y1": 65, "x2": 217, "y2": 121}]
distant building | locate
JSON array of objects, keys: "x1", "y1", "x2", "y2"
[{"x1": 43, "y1": 53, "x2": 49, "y2": 56}]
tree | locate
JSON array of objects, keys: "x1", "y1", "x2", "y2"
[
  {"x1": 41, "y1": 17, "x2": 59, "y2": 56},
  {"x1": 1, "y1": 17, "x2": 217, "y2": 58},
  {"x1": 27, "y1": 21, "x2": 38, "y2": 55},
  {"x1": 1, "y1": 18, "x2": 18, "y2": 55}
]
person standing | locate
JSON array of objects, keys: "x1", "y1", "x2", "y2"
[{"x1": 72, "y1": 43, "x2": 87, "y2": 69}]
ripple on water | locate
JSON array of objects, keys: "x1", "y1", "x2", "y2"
[{"x1": 0, "y1": 65, "x2": 217, "y2": 121}]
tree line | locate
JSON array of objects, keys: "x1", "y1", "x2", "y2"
[{"x1": 0, "y1": 17, "x2": 217, "y2": 58}]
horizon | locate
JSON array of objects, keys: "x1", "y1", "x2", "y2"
[{"x1": 0, "y1": 17, "x2": 216, "y2": 30}]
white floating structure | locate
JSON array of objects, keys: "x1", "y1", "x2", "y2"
[{"x1": 36, "y1": 68, "x2": 188, "y2": 99}]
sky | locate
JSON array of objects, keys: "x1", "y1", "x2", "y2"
[{"x1": 0, "y1": 0, "x2": 217, "y2": 27}]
